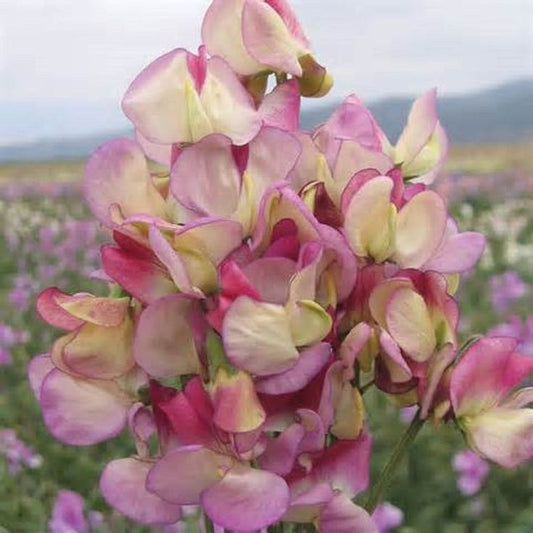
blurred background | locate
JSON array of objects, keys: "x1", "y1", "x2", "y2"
[{"x1": 0, "y1": 1, "x2": 532, "y2": 531}]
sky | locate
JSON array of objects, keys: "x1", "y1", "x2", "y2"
[{"x1": 1, "y1": 0, "x2": 532, "y2": 144}]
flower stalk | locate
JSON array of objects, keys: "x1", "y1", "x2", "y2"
[{"x1": 365, "y1": 410, "x2": 425, "y2": 514}]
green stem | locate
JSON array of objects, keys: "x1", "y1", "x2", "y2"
[
  {"x1": 365, "y1": 410, "x2": 424, "y2": 514},
  {"x1": 203, "y1": 513, "x2": 215, "y2": 533},
  {"x1": 360, "y1": 379, "x2": 375, "y2": 395}
]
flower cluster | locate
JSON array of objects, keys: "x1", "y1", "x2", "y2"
[
  {"x1": 29, "y1": 0, "x2": 533, "y2": 530},
  {"x1": 49, "y1": 490, "x2": 104, "y2": 533},
  {"x1": 0, "y1": 429, "x2": 42, "y2": 475},
  {"x1": 0, "y1": 323, "x2": 29, "y2": 366}
]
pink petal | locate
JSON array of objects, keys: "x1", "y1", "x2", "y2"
[
  {"x1": 450, "y1": 337, "x2": 533, "y2": 417},
  {"x1": 310, "y1": 433, "x2": 372, "y2": 498},
  {"x1": 223, "y1": 296, "x2": 299, "y2": 376},
  {"x1": 242, "y1": 0, "x2": 305, "y2": 76},
  {"x1": 40, "y1": 369, "x2": 129, "y2": 445},
  {"x1": 258, "y1": 422, "x2": 306, "y2": 475},
  {"x1": 385, "y1": 287, "x2": 436, "y2": 362},
  {"x1": 318, "y1": 493, "x2": 377, "y2": 533},
  {"x1": 423, "y1": 229, "x2": 486, "y2": 273},
  {"x1": 84, "y1": 138, "x2": 166, "y2": 226},
  {"x1": 36, "y1": 287, "x2": 85, "y2": 331},
  {"x1": 100, "y1": 458, "x2": 182, "y2": 525},
  {"x1": 158, "y1": 385, "x2": 214, "y2": 447},
  {"x1": 465, "y1": 407, "x2": 533, "y2": 468},
  {"x1": 101, "y1": 245, "x2": 176, "y2": 305},
  {"x1": 313, "y1": 94, "x2": 384, "y2": 157},
  {"x1": 122, "y1": 49, "x2": 199, "y2": 144},
  {"x1": 133, "y1": 295, "x2": 202, "y2": 378},
  {"x1": 61, "y1": 318, "x2": 135, "y2": 380},
  {"x1": 57, "y1": 296, "x2": 130, "y2": 328},
  {"x1": 246, "y1": 126, "x2": 302, "y2": 204},
  {"x1": 210, "y1": 369, "x2": 266, "y2": 433},
  {"x1": 242, "y1": 257, "x2": 296, "y2": 304},
  {"x1": 27, "y1": 354, "x2": 54, "y2": 399},
  {"x1": 395, "y1": 89, "x2": 438, "y2": 165},
  {"x1": 148, "y1": 225, "x2": 195, "y2": 294},
  {"x1": 259, "y1": 80, "x2": 300, "y2": 131},
  {"x1": 201, "y1": 56, "x2": 262, "y2": 146},
  {"x1": 378, "y1": 330, "x2": 412, "y2": 383},
  {"x1": 135, "y1": 129, "x2": 172, "y2": 167},
  {"x1": 49, "y1": 490, "x2": 88, "y2": 533},
  {"x1": 174, "y1": 217, "x2": 244, "y2": 266},
  {"x1": 201, "y1": 465, "x2": 290, "y2": 530},
  {"x1": 394, "y1": 190, "x2": 447, "y2": 268},
  {"x1": 201, "y1": 0, "x2": 263, "y2": 76},
  {"x1": 339, "y1": 322, "x2": 372, "y2": 371},
  {"x1": 170, "y1": 134, "x2": 241, "y2": 218},
  {"x1": 147, "y1": 446, "x2": 233, "y2": 505},
  {"x1": 255, "y1": 342, "x2": 331, "y2": 394}
]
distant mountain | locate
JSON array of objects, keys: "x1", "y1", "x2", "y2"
[
  {"x1": 0, "y1": 79, "x2": 531, "y2": 163},
  {"x1": 302, "y1": 78, "x2": 533, "y2": 144}
]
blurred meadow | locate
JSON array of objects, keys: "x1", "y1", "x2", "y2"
[{"x1": 0, "y1": 142, "x2": 532, "y2": 532}]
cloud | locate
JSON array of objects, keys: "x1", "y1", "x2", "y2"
[{"x1": 0, "y1": 0, "x2": 531, "y2": 142}]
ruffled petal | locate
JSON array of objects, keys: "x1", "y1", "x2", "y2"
[
  {"x1": 394, "y1": 190, "x2": 447, "y2": 268},
  {"x1": 133, "y1": 294, "x2": 202, "y2": 378},
  {"x1": 201, "y1": 465, "x2": 290, "y2": 530},
  {"x1": 223, "y1": 296, "x2": 299, "y2": 376},
  {"x1": 100, "y1": 458, "x2": 182, "y2": 525},
  {"x1": 84, "y1": 138, "x2": 166, "y2": 226},
  {"x1": 40, "y1": 369, "x2": 129, "y2": 445},
  {"x1": 147, "y1": 445, "x2": 233, "y2": 505},
  {"x1": 385, "y1": 287, "x2": 436, "y2": 362}
]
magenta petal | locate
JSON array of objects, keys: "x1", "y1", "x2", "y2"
[
  {"x1": 258, "y1": 422, "x2": 306, "y2": 475},
  {"x1": 311, "y1": 433, "x2": 372, "y2": 498},
  {"x1": 255, "y1": 343, "x2": 331, "y2": 394},
  {"x1": 201, "y1": 465, "x2": 290, "y2": 531},
  {"x1": 147, "y1": 446, "x2": 233, "y2": 505},
  {"x1": 100, "y1": 458, "x2": 181, "y2": 525},
  {"x1": 318, "y1": 493, "x2": 377, "y2": 533},
  {"x1": 40, "y1": 369, "x2": 129, "y2": 445}
]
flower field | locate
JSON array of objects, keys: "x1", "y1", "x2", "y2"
[{"x1": 0, "y1": 145, "x2": 531, "y2": 532}]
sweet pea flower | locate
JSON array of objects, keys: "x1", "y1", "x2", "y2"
[
  {"x1": 0, "y1": 429, "x2": 42, "y2": 475},
  {"x1": 123, "y1": 46, "x2": 261, "y2": 146},
  {"x1": 488, "y1": 315, "x2": 533, "y2": 356},
  {"x1": 372, "y1": 502, "x2": 404, "y2": 533},
  {"x1": 202, "y1": 0, "x2": 332, "y2": 97},
  {"x1": 452, "y1": 449, "x2": 490, "y2": 496},
  {"x1": 49, "y1": 490, "x2": 89, "y2": 533},
  {"x1": 450, "y1": 337, "x2": 533, "y2": 467},
  {"x1": 385, "y1": 89, "x2": 448, "y2": 184},
  {"x1": 313, "y1": 89, "x2": 448, "y2": 185},
  {"x1": 170, "y1": 126, "x2": 301, "y2": 233},
  {"x1": 341, "y1": 170, "x2": 484, "y2": 272},
  {"x1": 28, "y1": 353, "x2": 147, "y2": 446},
  {"x1": 283, "y1": 432, "x2": 377, "y2": 532},
  {"x1": 145, "y1": 379, "x2": 290, "y2": 531},
  {"x1": 489, "y1": 271, "x2": 528, "y2": 314},
  {"x1": 36, "y1": 287, "x2": 135, "y2": 380}
]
